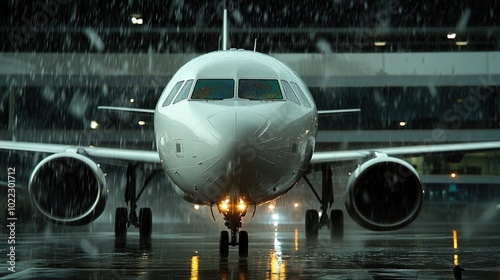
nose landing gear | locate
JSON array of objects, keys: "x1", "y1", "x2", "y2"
[{"x1": 217, "y1": 197, "x2": 249, "y2": 258}]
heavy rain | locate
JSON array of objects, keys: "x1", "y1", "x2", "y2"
[{"x1": 1, "y1": 0, "x2": 500, "y2": 279}]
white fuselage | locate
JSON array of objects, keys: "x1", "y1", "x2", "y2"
[{"x1": 154, "y1": 50, "x2": 317, "y2": 206}]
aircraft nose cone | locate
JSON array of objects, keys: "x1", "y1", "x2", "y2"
[
  {"x1": 193, "y1": 110, "x2": 279, "y2": 175},
  {"x1": 194, "y1": 110, "x2": 276, "y2": 150},
  {"x1": 234, "y1": 110, "x2": 281, "y2": 161}
]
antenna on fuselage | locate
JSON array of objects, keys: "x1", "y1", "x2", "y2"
[
  {"x1": 222, "y1": 9, "x2": 229, "y2": 50},
  {"x1": 253, "y1": 38, "x2": 257, "y2": 52}
]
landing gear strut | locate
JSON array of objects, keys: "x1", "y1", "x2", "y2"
[
  {"x1": 303, "y1": 164, "x2": 344, "y2": 241},
  {"x1": 115, "y1": 164, "x2": 161, "y2": 241},
  {"x1": 217, "y1": 198, "x2": 249, "y2": 258}
]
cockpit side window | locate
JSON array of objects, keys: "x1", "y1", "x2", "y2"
[
  {"x1": 238, "y1": 79, "x2": 283, "y2": 100},
  {"x1": 162, "y1": 81, "x2": 184, "y2": 107},
  {"x1": 191, "y1": 79, "x2": 234, "y2": 100},
  {"x1": 173, "y1": 79, "x2": 193, "y2": 104},
  {"x1": 281, "y1": 80, "x2": 301, "y2": 105},
  {"x1": 291, "y1": 82, "x2": 312, "y2": 108}
]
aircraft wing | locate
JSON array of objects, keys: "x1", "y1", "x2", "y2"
[
  {"x1": 311, "y1": 141, "x2": 500, "y2": 164},
  {"x1": 2, "y1": 140, "x2": 500, "y2": 165},
  {"x1": 0, "y1": 141, "x2": 161, "y2": 163}
]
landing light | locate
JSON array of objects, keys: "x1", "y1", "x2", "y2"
[
  {"x1": 217, "y1": 198, "x2": 247, "y2": 213},
  {"x1": 450, "y1": 172, "x2": 457, "y2": 178},
  {"x1": 447, "y1": 33, "x2": 457, "y2": 39},
  {"x1": 374, "y1": 41, "x2": 386, "y2": 47},
  {"x1": 138, "y1": 120, "x2": 146, "y2": 126},
  {"x1": 129, "y1": 98, "x2": 135, "y2": 103},
  {"x1": 194, "y1": 204, "x2": 200, "y2": 210},
  {"x1": 399, "y1": 121, "x2": 407, "y2": 127},
  {"x1": 219, "y1": 199, "x2": 230, "y2": 212},
  {"x1": 237, "y1": 199, "x2": 247, "y2": 211},
  {"x1": 294, "y1": 203, "x2": 299, "y2": 208}
]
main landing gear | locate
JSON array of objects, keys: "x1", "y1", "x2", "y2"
[
  {"x1": 115, "y1": 164, "x2": 162, "y2": 242},
  {"x1": 216, "y1": 197, "x2": 250, "y2": 258},
  {"x1": 303, "y1": 165, "x2": 344, "y2": 241}
]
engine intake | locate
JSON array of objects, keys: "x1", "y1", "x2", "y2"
[
  {"x1": 345, "y1": 156, "x2": 423, "y2": 231},
  {"x1": 28, "y1": 153, "x2": 108, "y2": 225}
]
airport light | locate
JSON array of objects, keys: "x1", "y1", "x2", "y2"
[
  {"x1": 452, "y1": 230, "x2": 458, "y2": 249},
  {"x1": 90, "y1": 120, "x2": 99, "y2": 129},
  {"x1": 131, "y1": 14, "x2": 143, "y2": 25}
]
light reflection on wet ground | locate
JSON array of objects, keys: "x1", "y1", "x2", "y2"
[{"x1": 1, "y1": 222, "x2": 500, "y2": 279}]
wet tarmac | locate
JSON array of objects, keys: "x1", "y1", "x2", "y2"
[{"x1": 2, "y1": 221, "x2": 500, "y2": 279}]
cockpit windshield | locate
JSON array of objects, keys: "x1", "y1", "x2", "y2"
[
  {"x1": 191, "y1": 79, "x2": 234, "y2": 100},
  {"x1": 238, "y1": 79, "x2": 283, "y2": 100}
]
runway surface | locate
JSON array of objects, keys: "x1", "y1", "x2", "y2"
[{"x1": 2, "y1": 220, "x2": 500, "y2": 279}]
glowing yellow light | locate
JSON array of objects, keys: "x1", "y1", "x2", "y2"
[
  {"x1": 218, "y1": 198, "x2": 230, "y2": 212},
  {"x1": 129, "y1": 98, "x2": 135, "y2": 103},
  {"x1": 269, "y1": 204, "x2": 275, "y2": 210},
  {"x1": 294, "y1": 228, "x2": 299, "y2": 251},
  {"x1": 190, "y1": 255, "x2": 199, "y2": 280},
  {"x1": 450, "y1": 172, "x2": 457, "y2": 178},
  {"x1": 219, "y1": 202, "x2": 228, "y2": 211},
  {"x1": 138, "y1": 120, "x2": 146, "y2": 126},
  {"x1": 294, "y1": 203, "x2": 299, "y2": 208},
  {"x1": 454, "y1": 254, "x2": 459, "y2": 266},
  {"x1": 447, "y1": 33, "x2": 457, "y2": 39},
  {"x1": 237, "y1": 199, "x2": 247, "y2": 211},
  {"x1": 194, "y1": 204, "x2": 200, "y2": 210},
  {"x1": 399, "y1": 121, "x2": 407, "y2": 127},
  {"x1": 452, "y1": 230, "x2": 458, "y2": 249},
  {"x1": 374, "y1": 41, "x2": 386, "y2": 47}
]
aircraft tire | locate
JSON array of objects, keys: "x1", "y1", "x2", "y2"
[
  {"x1": 139, "y1": 207, "x2": 152, "y2": 240},
  {"x1": 115, "y1": 207, "x2": 128, "y2": 239},
  {"x1": 330, "y1": 209, "x2": 344, "y2": 240},
  {"x1": 305, "y1": 209, "x2": 319, "y2": 241},
  {"x1": 220, "y1": 230, "x2": 229, "y2": 258},
  {"x1": 239, "y1": 231, "x2": 248, "y2": 258}
]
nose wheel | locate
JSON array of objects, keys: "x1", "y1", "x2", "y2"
[
  {"x1": 219, "y1": 230, "x2": 248, "y2": 258},
  {"x1": 217, "y1": 197, "x2": 249, "y2": 258}
]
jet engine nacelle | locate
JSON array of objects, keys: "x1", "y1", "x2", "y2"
[
  {"x1": 29, "y1": 153, "x2": 108, "y2": 225},
  {"x1": 344, "y1": 155, "x2": 423, "y2": 231}
]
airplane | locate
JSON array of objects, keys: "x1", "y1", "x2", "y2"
[{"x1": 1, "y1": 10, "x2": 500, "y2": 258}]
